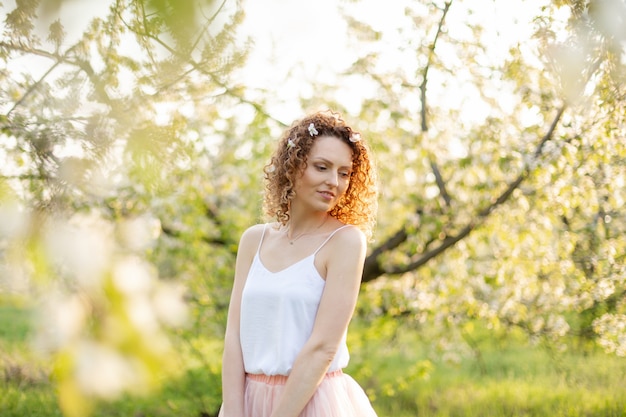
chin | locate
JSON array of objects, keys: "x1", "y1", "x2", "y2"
[
  {"x1": 312, "y1": 203, "x2": 331, "y2": 213},
  {"x1": 323, "y1": 203, "x2": 337, "y2": 213}
]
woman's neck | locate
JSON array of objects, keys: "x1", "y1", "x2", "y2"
[{"x1": 285, "y1": 212, "x2": 329, "y2": 243}]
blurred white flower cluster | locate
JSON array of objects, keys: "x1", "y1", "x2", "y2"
[
  {"x1": 0, "y1": 204, "x2": 188, "y2": 415},
  {"x1": 593, "y1": 314, "x2": 626, "y2": 357}
]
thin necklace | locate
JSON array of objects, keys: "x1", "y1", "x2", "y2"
[{"x1": 286, "y1": 215, "x2": 328, "y2": 245}]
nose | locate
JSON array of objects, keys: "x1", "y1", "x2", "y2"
[{"x1": 325, "y1": 170, "x2": 339, "y2": 187}]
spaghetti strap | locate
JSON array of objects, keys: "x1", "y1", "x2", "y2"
[
  {"x1": 313, "y1": 225, "x2": 352, "y2": 255},
  {"x1": 256, "y1": 224, "x2": 268, "y2": 255}
]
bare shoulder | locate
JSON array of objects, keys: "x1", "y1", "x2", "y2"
[
  {"x1": 237, "y1": 223, "x2": 267, "y2": 255},
  {"x1": 333, "y1": 224, "x2": 365, "y2": 243},
  {"x1": 320, "y1": 225, "x2": 367, "y2": 284},
  {"x1": 240, "y1": 223, "x2": 266, "y2": 242},
  {"x1": 327, "y1": 225, "x2": 366, "y2": 256}
]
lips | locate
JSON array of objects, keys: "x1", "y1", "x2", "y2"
[{"x1": 318, "y1": 191, "x2": 335, "y2": 200}]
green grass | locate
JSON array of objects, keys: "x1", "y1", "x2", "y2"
[
  {"x1": 2, "y1": 384, "x2": 63, "y2": 417},
  {"x1": 345, "y1": 318, "x2": 626, "y2": 417},
  {"x1": 2, "y1": 298, "x2": 626, "y2": 417},
  {"x1": 0, "y1": 302, "x2": 33, "y2": 345}
]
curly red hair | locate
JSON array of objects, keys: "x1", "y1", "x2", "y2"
[{"x1": 263, "y1": 110, "x2": 378, "y2": 238}]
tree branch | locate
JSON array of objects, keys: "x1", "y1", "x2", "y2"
[
  {"x1": 419, "y1": 1, "x2": 452, "y2": 132},
  {"x1": 6, "y1": 60, "x2": 61, "y2": 116},
  {"x1": 161, "y1": 224, "x2": 229, "y2": 248},
  {"x1": 362, "y1": 105, "x2": 566, "y2": 282},
  {"x1": 1, "y1": 41, "x2": 67, "y2": 116},
  {"x1": 0, "y1": 40, "x2": 115, "y2": 111},
  {"x1": 0, "y1": 41, "x2": 59, "y2": 60},
  {"x1": 363, "y1": 227, "x2": 409, "y2": 281},
  {"x1": 0, "y1": 174, "x2": 50, "y2": 180},
  {"x1": 191, "y1": 0, "x2": 229, "y2": 53},
  {"x1": 430, "y1": 158, "x2": 452, "y2": 207},
  {"x1": 123, "y1": 17, "x2": 286, "y2": 127},
  {"x1": 362, "y1": 2, "x2": 453, "y2": 282},
  {"x1": 423, "y1": 5, "x2": 453, "y2": 208}
]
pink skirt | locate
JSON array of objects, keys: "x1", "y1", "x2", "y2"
[{"x1": 243, "y1": 370, "x2": 377, "y2": 417}]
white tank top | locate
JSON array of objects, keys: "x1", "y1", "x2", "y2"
[{"x1": 239, "y1": 224, "x2": 352, "y2": 376}]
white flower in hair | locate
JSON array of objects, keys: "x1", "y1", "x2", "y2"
[
  {"x1": 349, "y1": 132, "x2": 361, "y2": 142},
  {"x1": 308, "y1": 123, "x2": 319, "y2": 137},
  {"x1": 287, "y1": 138, "x2": 296, "y2": 148},
  {"x1": 266, "y1": 164, "x2": 276, "y2": 173}
]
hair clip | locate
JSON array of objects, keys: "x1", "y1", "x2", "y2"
[
  {"x1": 349, "y1": 132, "x2": 361, "y2": 142},
  {"x1": 287, "y1": 138, "x2": 296, "y2": 148},
  {"x1": 308, "y1": 123, "x2": 319, "y2": 137}
]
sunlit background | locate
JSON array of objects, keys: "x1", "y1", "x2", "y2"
[{"x1": 1, "y1": 0, "x2": 625, "y2": 416}]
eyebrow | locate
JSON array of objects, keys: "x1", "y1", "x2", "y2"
[{"x1": 311, "y1": 156, "x2": 352, "y2": 170}]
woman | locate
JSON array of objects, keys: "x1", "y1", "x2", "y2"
[{"x1": 220, "y1": 110, "x2": 378, "y2": 417}]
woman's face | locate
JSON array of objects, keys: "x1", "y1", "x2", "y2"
[{"x1": 292, "y1": 135, "x2": 353, "y2": 213}]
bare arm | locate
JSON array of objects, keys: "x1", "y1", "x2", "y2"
[
  {"x1": 221, "y1": 225, "x2": 263, "y2": 417},
  {"x1": 269, "y1": 226, "x2": 367, "y2": 417}
]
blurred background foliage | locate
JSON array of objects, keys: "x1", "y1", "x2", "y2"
[{"x1": 0, "y1": 0, "x2": 625, "y2": 416}]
